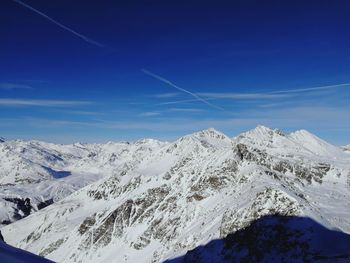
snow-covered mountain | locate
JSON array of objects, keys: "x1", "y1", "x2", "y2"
[
  {"x1": 0, "y1": 138, "x2": 166, "y2": 226},
  {"x1": 342, "y1": 144, "x2": 350, "y2": 153},
  {"x1": 1, "y1": 126, "x2": 350, "y2": 262}
]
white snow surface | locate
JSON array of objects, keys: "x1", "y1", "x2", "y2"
[{"x1": 0, "y1": 126, "x2": 349, "y2": 263}]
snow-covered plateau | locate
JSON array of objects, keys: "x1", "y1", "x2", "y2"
[{"x1": 1, "y1": 126, "x2": 350, "y2": 262}]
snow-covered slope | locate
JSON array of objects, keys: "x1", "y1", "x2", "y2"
[
  {"x1": 1, "y1": 126, "x2": 350, "y2": 263},
  {"x1": 0, "y1": 138, "x2": 166, "y2": 226}
]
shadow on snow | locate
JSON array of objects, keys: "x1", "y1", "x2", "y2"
[{"x1": 165, "y1": 214, "x2": 350, "y2": 263}]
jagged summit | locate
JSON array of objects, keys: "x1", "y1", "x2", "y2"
[
  {"x1": 233, "y1": 125, "x2": 287, "y2": 151},
  {"x1": 175, "y1": 128, "x2": 232, "y2": 149},
  {"x1": 240, "y1": 125, "x2": 285, "y2": 138},
  {"x1": 193, "y1": 127, "x2": 230, "y2": 141},
  {"x1": 0, "y1": 137, "x2": 5, "y2": 143}
]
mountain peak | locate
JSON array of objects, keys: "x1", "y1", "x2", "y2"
[
  {"x1": 0, "y1": 137, "x2": 5, "y2": 143},
  {"x1": 237, "y1": 125, "x2": 285, "y2": 141},
  {"x1": 192, "y1": 128, "x2": 231, "y2": 142},
  {"x1": 171, "y1": 128, "x2": 231, "y2": 150},
  {"x1": 289, "y1": 129, "x2": 344, "y2": 157},
  {"x1": 289, "y1": 129, "x2": 324, "y2": 144},
  {"x1": 196, "y1": 127, "x2": 225, "y2": 137}
]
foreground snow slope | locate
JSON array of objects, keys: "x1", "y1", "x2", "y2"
[
  {"x1": 2, "y1": 126, "x2": 350, "y2": 263},
  {"x1": 166, "y1": 215, "x2": 350, "y2": 263}
]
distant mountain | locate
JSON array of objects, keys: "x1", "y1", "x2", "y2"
[
  {"x1": 1, "y1": 126, "x2": 350, "y2": 263},
  {"x1": 0, "y1": 138, "x2": 166, "y2": 226},
  {"x1": 342, "y1": 144, "x2": 350, "y2": 153}
]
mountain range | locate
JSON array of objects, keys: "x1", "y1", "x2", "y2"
[{"x1": 0, "y1": 126, "x2": 349, "y2": 262}]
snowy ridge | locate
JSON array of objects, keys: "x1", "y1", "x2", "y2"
[{"x1": 1, "y1": 126, "x2": 350, "y2": 262}]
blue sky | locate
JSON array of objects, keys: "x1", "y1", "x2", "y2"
[{"x1": 1, "y1": 0, "x2": 350, "y2": 144}]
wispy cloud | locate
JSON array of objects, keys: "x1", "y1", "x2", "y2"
[
  {"x1": 157, "y1": 98, "x2": 218, "y2": 106},
  {"x1": 12, "y1": 0, "x2": 104, "y2": 47},
  {"x1": 139, "y1": 112, "x2": 161, "y2": 117},
  {"x1": 0, "y1": 83, "x2": 32, "y2": 90},
  {"x1": 197, "y1": 92, "x2": 292, "y2": 100},
  {"x1": 186, "y1": 81, "x2": 350, "y2": 101},
  {"x1": 0, "y1": 98, "x2": 91, "y2": 107},
  {"x1": 142, "y1": 69, "x2": 225, "y2": 111},
  {"x1": 23, "y1": 79, "x2": 48, "y2": 84},
  {"x1": 152, "y1": 93, "x2": 181, "y2": 98},
  {"x1": 271, "y1": 82, "x2": 350, "y2": 94},
  {"x1": 168, "y1": 108, "x2": 205, "y2": 113},
  {"x1": 5, "y1": 106, "x2": 349, "y2": 131},
  {"x1": 58, "y1": 110, "x2": 103, "y2": 116},
  {"x1": 2, "y1": 104, "x2": 349, "y2": 144}
]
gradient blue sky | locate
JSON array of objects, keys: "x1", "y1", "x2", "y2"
[{"x1": 1, "y1": 0, "x2": 350, "y2": 144}]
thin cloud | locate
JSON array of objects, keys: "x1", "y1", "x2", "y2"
[
  {"x1": 157, "y1": 98, "x2": 218, "y2": 106},
  {"x1": 139, "y1": 112, "x2": 161, "y2": 117},
  {"x1": 23, "y1": 79, "x2": 49, "y2": 84},
  {"x1": 0, "y1": 83, "x2": 32, "y2": 90},
  {"x1": 12, "y1": 0, "x2": 104, "y2": 47},
  {"x1": 169, "y1": 108, "x2": 205, "y2": 113},
  {"x1": 0, "y1": 98, "x2": 91, "y2": 107},
  {"x1": 271, "y1": 82, "x2": 350, "y2": 94},
  {"x1": 142, "y1": 69, "x2": 225, "y2": 111},
  {"x1": 197, "y1": 92, "x2": 291, "y2": 100},
  {"x1": 152, "y1": 93, "x2": 181, "y2": 98},
  {"x1": 3, "y1": 105, "x2": 349, "y2": 144},
  {"x1": 58, "y1": 110, "x2": 103, "y2": 116}
]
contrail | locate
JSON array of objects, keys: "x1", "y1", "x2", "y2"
[
  {"x1": 12, "y1": 0, "x2": 104, "y2": 47},
  {"x1": 271, "y1": 82, "x2": 350, "y2": 94},
  {"x1": 142, "y1": 69, "x2": 225, "y2": 111}
]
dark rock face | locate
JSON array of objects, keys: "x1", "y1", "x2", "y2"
[
  {"x1": 166, "y1": 215, "x2": 350, "y2": 263},
  {"x1": 4, "y1": 197, "x2": 32, "y2": 220},
  {"x1": 234, "y1": 143, "x2": 331, "y2": 185},
  {"x1": 37, "y1": 199, "x2": 54, "y2": 210},
  {"x1": 79, "y1": 185, "x2": 177, "y2": 251},
  {"x1": 1, "y1": 197, "x2": 54, "y2": 225}
]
